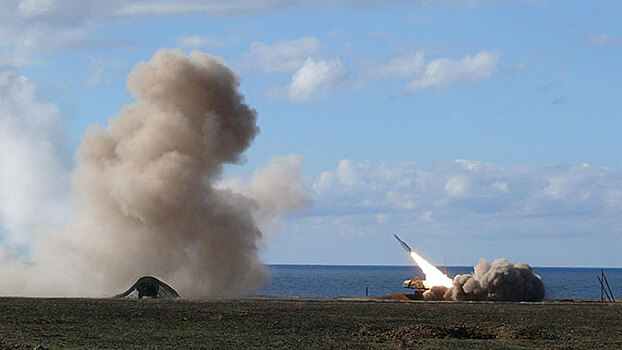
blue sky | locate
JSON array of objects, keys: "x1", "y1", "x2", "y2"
[{"x1": 1, "y1": 0, "x2": 622, "y2": 267}]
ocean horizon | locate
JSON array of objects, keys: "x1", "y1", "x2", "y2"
[{"x1": 261, "y1": 264, "x2": 622, "y2": 300}]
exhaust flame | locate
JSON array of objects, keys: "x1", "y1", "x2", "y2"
[{"x1": 409, "y1": 251, "x2": 453, "y2": 288}]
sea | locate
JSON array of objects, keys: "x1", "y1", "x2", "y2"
[{"x1": 260, "y1": 265, "x2": 622, "y2": 300}]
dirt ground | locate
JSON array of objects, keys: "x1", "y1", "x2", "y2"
[{"x1": 1, "y1": 297, "x2": 621, "y2": 349}]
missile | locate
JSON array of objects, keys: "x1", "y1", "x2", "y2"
[{"x1": 393, "y1": 234, "x2": 413, "y2": 253}]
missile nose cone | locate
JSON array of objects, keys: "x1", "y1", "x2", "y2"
[{"x1": 394, "y1": 234, "x2": 413, "y2": 253}]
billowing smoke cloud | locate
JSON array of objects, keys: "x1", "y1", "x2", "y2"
[
  {"x1": 0, "y1": 49, "x2": 309, "y2": 297},
  {"x1": 423, "y1": 258, "x2": 545, "y2": 302}
]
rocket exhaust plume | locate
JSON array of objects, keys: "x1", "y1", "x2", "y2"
[
  {"x1": 0, "y1": 49, "x2": 308, "y2": 297},
  {"x1": 424, "y1": 258, "x2": 545, "y2": 302},
  {"x1": 394, "y1": 234, "x2": 452, "y2": 288},
  {"x1": 395, "y1": 235, "x2": 545, "y2": 301}
]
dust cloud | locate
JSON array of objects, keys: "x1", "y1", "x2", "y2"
[{"x1": 0, "y1": 49, "x2": 308, "y2": 297}]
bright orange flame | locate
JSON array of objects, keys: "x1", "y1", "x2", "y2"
[{"x1": 409, "y1": 251, "x2": 453, "y2": 288}]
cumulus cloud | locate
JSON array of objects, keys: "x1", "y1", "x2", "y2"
[
  {"x1": 302, "y1": 159, "x2": 622, "y2": 248},
  {"x1": 407, "y1": 51, "x2": 500, "y2": 91},
  {"x1": 241, "y1": 37, "x2": 349, "y2": 101},
  {"x1": 336, "y1": 159, "x2": 362, "y2": 186},
  {"x1": 241, "y1": 37, "x2": 321, "y2": 73},
  {"x1": 310, "y1": 160, "x2": 427, "y2": 215},
  {"x1": 284, "y1": 58, "x2": 348, "y2": 101}
]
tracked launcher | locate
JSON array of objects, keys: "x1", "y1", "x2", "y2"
[
  {"x1": 402, "y1": 276, "x2": 429, "y2": 300},
  {"x1": 393, "y1": 234, "x2": 545, "y2": 301},
  {"x1": 394, "y1": 234, "x2": 453, "y2": 300}
]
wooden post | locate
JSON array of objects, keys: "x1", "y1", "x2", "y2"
[
  {"x1": 598, "y1": 276, "x2": 613, "y2": 302},
  {"x1": 598, "y1": 269, "x2": 605, "y2": 302},
  {"x1": 365, "y1": 287, "x2": 369, "y2": 297},
  {"x1": 603, "y1": 271, "x2": 615, "y2": 303}
]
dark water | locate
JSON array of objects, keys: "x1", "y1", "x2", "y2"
[{"x1": 261, "y1": 265, "x2": 622, "y2": 300}]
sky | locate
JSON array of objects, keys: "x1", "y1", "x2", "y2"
[{"x1": 1, "y1": 0, "x2": 622, "y2": 267}]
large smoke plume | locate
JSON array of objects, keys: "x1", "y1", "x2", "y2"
[
  {"x1": 424, "y1": 258, "x2": 545, "y2": 302},
  {"x1": 0, "y1": 49, "x2": 308, "y2": 297}
]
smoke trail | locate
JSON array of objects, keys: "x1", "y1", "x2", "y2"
[
  {"x1": 0, "y1": 49, "x2": 308, "y2": 297},
  {"x1": 423, "y1": 258, "x2": 545, "y2": 302}
]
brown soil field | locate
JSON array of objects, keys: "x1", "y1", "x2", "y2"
[{"x1": 1, "y1": 297, "x2": 621, "y2": 349}]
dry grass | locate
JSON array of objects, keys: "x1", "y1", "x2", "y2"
[{"x1": 1, "y1": 297, "x2": 621, "y2": 349}]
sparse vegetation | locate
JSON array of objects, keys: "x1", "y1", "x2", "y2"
[{"x1": 1, "y1": 297, "x2": 621, "y2": 349}]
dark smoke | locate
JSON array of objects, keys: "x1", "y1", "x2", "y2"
[
  {"x1": 0, "y1": 49, "x2": 308, "y2": 297},
  {"x1": 423, "y1": 258, "x2": 545, "y2": 302}
]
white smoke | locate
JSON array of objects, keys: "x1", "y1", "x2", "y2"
[
  {"x1": 423, "y1": 258, "x2": 545, "y2": 302},
  {"x1": 0, "y1": 70, "x2": 69, "y2": 248},
  {"x1": 0, "y1": 49, "x2": 309, "y2": 297}
]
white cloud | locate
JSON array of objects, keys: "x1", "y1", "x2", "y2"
[
  {"x1": 285, "y1": 58, "x2": 348, "y2": 101},
  {"x1": 336, "y1": 159, "x2": 360, "y2": 186},
  {"x1": 0, "y1": 1, "x2": 107, "y2": 59},
  {"x1": 359, "y1": 50, "x2": 500, "y2": 93},
  {"x1": 112, "y1": 1, "x2": 487, "y2": 18},
  {"x1": 114, "y1": 1, "x2": 303, "y2": 16},
  {"x1": 408, "y1": 51, "x2": 500, "y2": 91},
  {"x1": 420, "y1": 210, "x2": 434, "y2": 222},
  {"x1": 585, "y1": 34, "x2": 622, "y2": 48},
  {"x1": 445, "y1": 175, "x2": 470, "y2": 198},
  {"x1": 0, "y1": 70, "x2": 69, "y2": 247},
  {"x1": 302, "y1": 159, "x2": 622, "y2": 246},
  {"x1": 243, "y1": 37, "x2": 350, "y2": 101},
  {"x1": 111, "y1": 1, "x2": 437, "y2": 17},
  {"x1": 177, "y1": 35, "x2": 227, "y2": 50},
  {"x1": 87, "y1": 57, "x2": 123, "y2": 87},
  {"x1": 241, "y1": 37, "x2": 321, "y2": 73},
  {"x1": 0, "y1": 1, "x2": 494, "y2": 63},
  {"x1": 14, "y1": 27, "x2": 95, "y2": 55},
  {"x1": 492, "y1": 181, "x2": 509, "y2": 193},
  {"x1": 376, "y1": 51, "x2": 425, "y2": 78},
  {"x1": 376, "y1": 213, "x2": 390, "y2": 223}
]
